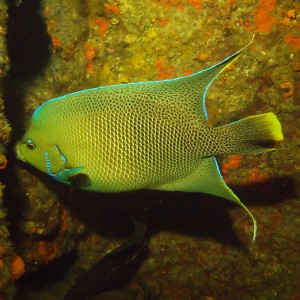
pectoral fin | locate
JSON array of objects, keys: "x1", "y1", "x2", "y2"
[
  {"x1": 45, "y1": 145, "x2": 90, "y2": 187},
  {"x1": 52, "y1": 166, "x2": 89, "y2": 187}
]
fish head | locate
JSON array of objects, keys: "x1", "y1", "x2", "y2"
[
  {"x1": 14, "y1": 122, "x2": 64, "y2": 173},
  {"x1": 15, "y1": 124, "x2": 52, "y2": 174}
]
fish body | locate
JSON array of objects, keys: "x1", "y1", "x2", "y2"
[{"x1": 15, "y1": 39, "x2": 283, "y2": 239}]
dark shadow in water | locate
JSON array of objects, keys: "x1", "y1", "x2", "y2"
[
  {"x1": 56, "y1": 173, "x2": 297, "y2": 251},
  {"x1": 3, "y1": 0, "x2": 51, "y2": 139},
  {"x1": 1, "y1": 0, "x2": 51, "y2": 232},
  {"x1": 5, "y1": 0, "x2": 51, "y2": 80},
  {"x1": 16, "y1": 251, "x2": 77, "y2": 298},
  {"x1": 10, "y1": 160, "x2": 296, "y2": 251},
  {"x1": 1, "y1": 4, "x2": 53, "y2": 297},
  {"x1": 233, "y1": 175, "x2": 298, "y2": 206},
  {"x1": 12, "y1": 164, "x2": 297, "y2": 299}
]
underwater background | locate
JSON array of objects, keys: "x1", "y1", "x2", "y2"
[{"x1": 0, "y1": 0, "x2": 299, "y2": 299}]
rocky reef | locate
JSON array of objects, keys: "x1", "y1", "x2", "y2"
[
  {"x1": 0, "y1": 1, "x2": 15, "y2": 299},
  {"x1": 0, "y1": 0, "x2": 299, "y2": 299}
]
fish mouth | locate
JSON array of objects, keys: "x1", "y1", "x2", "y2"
[{"x1": 14, "y1": 143, "x2": 25, "y2": 162}]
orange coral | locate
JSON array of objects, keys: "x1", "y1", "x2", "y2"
[
  {"x1": 157, "y1": 0, "x2": 201, "y2": 11},
  {"x1": 37, "y1": 241, "x2": 59, "y2": 264},
  {"x1": 188, "y1": 0, "x2": 202, "y2": 11},
  {"x1": 51, "y1": 36, "x2": 61, "y2": 47},
  {"x1": 183, "y1": 68, "x2": 192, "y2": 76},
  {"x1": 83, "y1": 42, "x2": 96, "y2": 75},
  {"x1": 93, "y1": 18, "x2": 110, "y2": 38},
  {"x1": 159, "y1": 18, "x2": 169, "y2": 27},
  {"x1": 285, "y1": 33, "x2": 300, "y2": 51},
  {"x1": 221, "y1": 155, "x2": 241, "y2": 183},
  {"x1": 254, "y1": 0, "x2": 276, "y2": 33},
  {"x1": 222, "y1": 155, "x2": 241, "y2": 172},
  {"x1": 105, "y1": 4, "x2": 120, "y2": 15},
  {"x1": 84, "y1": 42, "x2": 96, "y2": 60},
  {"x1": 155, "y1": 0, "x2": 184, "y2": 11},
  {"x1": 0, "y1": 155, "x2": 7, "y2": 169},
  {"x1": 156, "y1": 60, "x2": 175, "y2": 80},
  {"x1": 11, "y1": 255, "x2": 25, "y2": 281}
]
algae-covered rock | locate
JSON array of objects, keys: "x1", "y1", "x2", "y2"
[
  {"x1": 0, "y1": 0, "x2": 14, "y2": 299},
  {"x1": 0, "y1": 183, "x2": 15, "y2": 300}
]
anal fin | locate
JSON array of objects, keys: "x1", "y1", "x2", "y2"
[{"x1": 153, "y1": 157, "x2": 257, "y2": 240}]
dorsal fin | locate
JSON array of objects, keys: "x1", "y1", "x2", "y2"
[{"x1": 168, "y1": 36, "x2": 254, "y2": 121}]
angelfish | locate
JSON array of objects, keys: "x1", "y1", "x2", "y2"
[{"x1": 15, "y1": 38, "x2": 283, "y2": 240}]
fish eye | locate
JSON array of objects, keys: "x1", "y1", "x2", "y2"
[{"x1": 25, "y1": 139, "x2": 36, "y2": 150}]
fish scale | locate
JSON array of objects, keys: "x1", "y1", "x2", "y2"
[{"x1": 48, "y1": 90, "x2": 202, "y2": 191}]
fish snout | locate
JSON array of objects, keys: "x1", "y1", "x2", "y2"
[{"x1": 14, "y1": 142, "x2": 25, "y2": 162}]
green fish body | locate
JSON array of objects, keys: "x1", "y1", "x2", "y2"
[{"x1": 15, "y1": 39, "x2": 283, "y2": 239}]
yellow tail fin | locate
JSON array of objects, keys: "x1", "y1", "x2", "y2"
[{"x1": 218, "y1": 112, "x2": 283, "y2": 155}]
